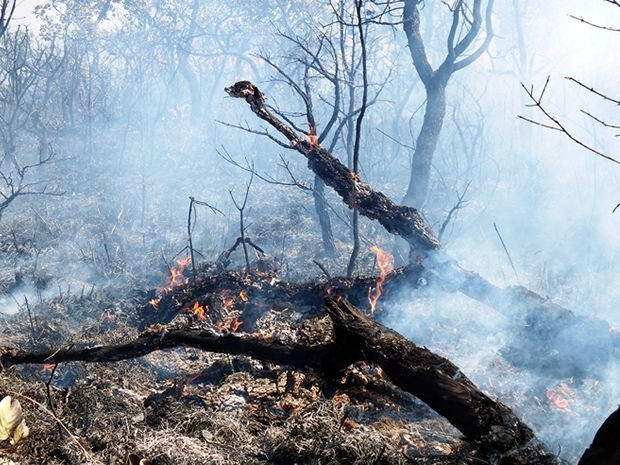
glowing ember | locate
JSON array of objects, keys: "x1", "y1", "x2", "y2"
[
  {"x1": 148, "y1": 298, "x2": 160, "y2": 310},
  {"x1": 215, "y1": 315, "x2": 244, "y2": 332},
  {"x1": 183, "y1": 301, "x2": 208, "y2": 321},
  {"x1": 99, "y1": 310, "x2": 115, "y2": 322},
  {"x1": 221, "y1": 293, "x2": 234, "y2": 309},
  {"x1": 368, "y1": 245, "x2": 394, "y2": 314},
  {"x1": 546, "y1": 384, "x2": 572, "y2": 410},
  {"x1": 239, "y1": 290, "x2": 249, "y2": 302},
  {"x1": 230, "y1": 316, "x2": 243, "y2": 332},
  {"x1": 42, "y1": 363, "x2": 55, "y2": 373}
]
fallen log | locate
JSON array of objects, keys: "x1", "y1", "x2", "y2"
[
  {"x1": 225, "y1": 80, "x2": 620, "y2": 378},
  {"x1": 0, "y1": 298, "x2": 567, "y2": 464}
]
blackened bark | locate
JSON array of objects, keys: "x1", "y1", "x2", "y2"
[
  {"x1": 224, "y1": 80, "x2": 441, "y2": 254},
  {"x1": 324, "y1": 298, "x2": 566, "y2": 464},
  {"x1": 0, "y1": 297, "x2": 567, "y2": 464}
]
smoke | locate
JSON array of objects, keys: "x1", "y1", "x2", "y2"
[{"x1": 2, "y1": 1, "x2": 619, "y2": 462}]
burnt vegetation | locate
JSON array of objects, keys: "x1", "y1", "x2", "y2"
[{"x1": 0, "y1": 1, "x2": 619, "y2": 465}]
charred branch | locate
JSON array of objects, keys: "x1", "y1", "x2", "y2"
[
  {"x1": 224, "y1": 80, "x2": 441, "y2": 255},
  {"x1": 225, "y1": 80, "x2": 620, "y2": 379},
  {"x1": 0, "y1": 297, "x2": 567, "y2": 464}
]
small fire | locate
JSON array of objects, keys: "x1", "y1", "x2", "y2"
[
  {"x1": 42, "y1": 363, "x2": 55, "y2": 373},
  {"x1": 183, "y1": 301, "x2": 208, "y2": 321},
  {"x1": 307, "y1": 122, "x2": 319, "y2": 145},
  {"x1": 368, "y1": 245, "x2": 394, "y2": 314},
  {"x1": 149, "y1": 298, "x2": 160, "y2": 310},
  {"x1": 230, "y1": 316, "x2": 243, "y2": 332},
  {"x1": 162, "y1": 256, "x2": 191, "y2": 292},
  {"x1": 545, "y1": 384, "x2": 572, "y2": 410},
  {"x1": 239, "y1": 290, "x2": 249, "y2": 302},
  {"x1": 215, "y1": 315, "x2": 244, "y2": 332}
]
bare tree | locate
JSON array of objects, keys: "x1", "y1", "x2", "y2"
[
  {"x1": 401, "y1": 0, "x2": 494, "y2": 209},
  {"x1": 0, "y1": 0, "x2": 15, "y2": 39},
  {"x1": 0, "y1": 28, "x2": 63, "y2": 222}
]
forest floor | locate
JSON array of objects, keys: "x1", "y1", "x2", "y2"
[{"x1": 0, "y1": 189, "x2": 612, "y2": 465}]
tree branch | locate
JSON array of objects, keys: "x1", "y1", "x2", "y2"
[{"x1": 224, "y1": 80, "x2": 441, "y2": 254}]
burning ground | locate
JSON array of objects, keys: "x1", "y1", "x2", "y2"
[
  {"x1": 0, "y1": 80, "x2": 618, "y2": 464},
  {"x1": 0, "y1": 245, "x2": 469, "y2": 465},
  {"x1": 0, "y1": 207, "x2": 618, "y2": 465}
]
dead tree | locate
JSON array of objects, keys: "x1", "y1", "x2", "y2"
[{"x1": 401, "y1": 0, "x2": 495, "y2": 208}]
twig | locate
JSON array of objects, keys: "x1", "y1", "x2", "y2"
[
  {"x1": 44, "y1": 362, "x2": 59, "y2": 416},
  {"x1": 565, "y1": 76, "x2": 620, "y2": 105},
  {"x1": 568, "y1": 14, "x2": 620, "y2": 32},
  {"x1": 229, "y1": 171, "x2": 255, "y2": 273},
  {"x1": 493, "y1": 222, "x2": 518, "y2": 281},
  {"x1": 312, "y1": 259, "x2": 331, "y2": 278},
  {"x1": 519, "y1": 77, "x2": 620, "y2": 165},
  {"x1": 11, "y1": 391, "x2": 101, "y2": 464}
]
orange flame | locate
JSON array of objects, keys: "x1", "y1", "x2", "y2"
[
  {"x1": 99, "y1": 310, "x2": 115, "y2": 322},
  {"x1": 162, "y1": 256, "x2": 191, "y2": 292},
  {"x1": 546, "y1": 384, "x2": 572, "y2": 410},
  {"x1": 149, "y1": 298, "x2": 160, "y2": 310},
  {"x1": 307, "y1": 122, "x2": 319, "y2": 145},
  {"x1": 230, "y1": 316, "x2": 244, "y2": 332},
  {"x1": 239, "y1": 290, "x2": 249, "y2": 302},
  {"x1": 215, "y1": 315, "x2": 244, "y2": 332},
  {"x1": 184, "y1": 301, "x2": 208, "y2": 321},
  {"x1": 368, "y1": 245, "x2": 394, "y2": 314}
]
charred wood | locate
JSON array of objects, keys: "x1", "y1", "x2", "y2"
[
  {"x1": 224, "y1": 81, "x2": 441, "y2": 255},
  {"x1": 225, "y1": 80, "x2": 620, "y2": 381},
  {"x1": 577, "y1": 406, "x2": 620, "y2": 465},
  {"x1": 1, "y1": 298, "x2": 567, "y2": 464}
]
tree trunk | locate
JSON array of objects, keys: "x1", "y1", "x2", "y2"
[
  {"x1": 0, "y1": 297, "x2": 568, "y2": 464},
  {"x1": 313, "y1": 175, "x2": 337, "y2": 257},
  {"x1": 403, "y1": 83, "x2": 447, "y2": 208}
]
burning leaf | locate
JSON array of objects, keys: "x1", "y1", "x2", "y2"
[{"x1": 0, "y1": 396, "x2": 30, "y2": 444}]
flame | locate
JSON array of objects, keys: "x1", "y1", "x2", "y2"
[
  {"x1": 162, "y1": 256, "x2": 191, "y2": 292},
  {"x1": 149, "y1": 298, "x2": 160, "y2": 310},
  {"x1": 184, "y1": 301, "x2": 208, "y2": 321},
  {"x1": 99, "y1": 310, "x2": 115, "y2": 322},
  {"x1": 215, "y1": 315, "x2": 244, "y2": 332},
  {"x1": 307, "y1": 122, "x2": 319, "y2": 145},
  {"x1": 231, "y1": 316, "x2": 244, "y2": 332},
  {"x1": 546, "y1": 384, "x2": 572, "y2": 410},
  {"x1": 42, "y1": 363, "x2": 55, "y2": 373},
  {"x1": 368, "y1": 245, "x2": 394, "y2": 314},
  {"x1": 239, "y1": 290, "x2": 249, "y2": 302}
]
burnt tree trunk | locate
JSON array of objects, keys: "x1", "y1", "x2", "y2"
[{"x1": 224, "y1": 80, "x2": 620, "y2": 377}]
